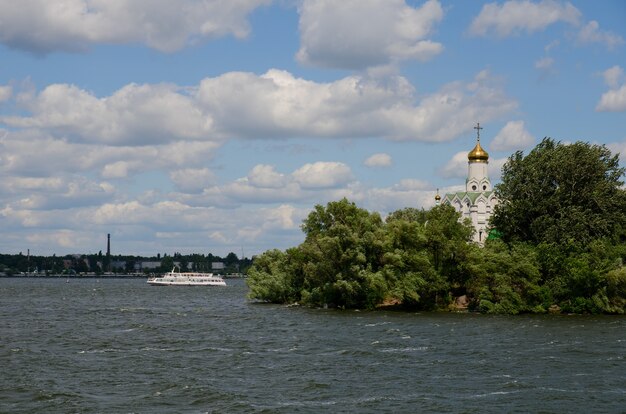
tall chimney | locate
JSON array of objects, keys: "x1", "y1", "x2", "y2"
[{"x1": 107, "y1": 233, "x2": 111, "y2": 257}]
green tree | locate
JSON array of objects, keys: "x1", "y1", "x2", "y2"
[
  {"x1": 385, "y1": 207, "x2": 428, "y2": 225},
  {"x1": 463, "y1": 240, "x2": 544, "y2": 314},
  {"x1": 380, "y1": 218, "x2": 437, "y2": 308},
  {"x1": 299, "y1": 198, "x2": 386, "y2": 308},
  {"x1": 247, "y1": 249, "x2": 299, "y2": 303},
  {"x1": 160, "y1": 256, "x2": 174, "y2": 273},
  {"x1": 492, "y1": 138, "x2": 626, "y2": 246}
]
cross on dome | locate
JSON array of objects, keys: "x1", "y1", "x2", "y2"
[
  {"x1": 474, "y1": 122, "x2": 483, "y2": 142},
  {"x1": 468, "y1": 122, "x2": 489, "y2": 162}
]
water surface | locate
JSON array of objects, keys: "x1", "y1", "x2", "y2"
[{"x1": 1, "y1": 278, "x2": 624, "y2": 413}]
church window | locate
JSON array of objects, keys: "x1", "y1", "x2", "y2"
[
  {"x1": 483, "y1": 185, "x2": 487, "y2": 190},
  {"x1": 472, "y1": 185, "x2": 477, "y2": 191}
]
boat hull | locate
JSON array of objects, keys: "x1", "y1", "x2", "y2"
[{"x1": 147, "y1": 271, "x2": 226, "y2": 286}]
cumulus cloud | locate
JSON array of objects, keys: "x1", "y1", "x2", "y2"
[
  {"x1": 0, "y1": 0, "x2": 270, "y2": 54},
  {"x1": 607, "y1": 140, "x2": 626, "y2": 165},
  {"x1": 440, "y1": 151, "x2": 468, "y2": 179},
  {"x1": 0, "y1": 130, "x2": 220, "y2": 178},
  {"x1": 596, "y1": 66, "x2": 626, "y2": 112},
  {"x1": 577, "y1": 20, "x2": 624, "y2": 50},
  {"x1": 189, "y1": 162, "x2": 359, "y2": 209},
  {"x1": 297, "y1": 0, "x2": 444, "y2": 69},
  {"x1": 469, "y1": 0, "x2": 581, "y2": 37},
  {"x1": 0, "y1": 85, "x2": 12, "y2": 102},
  {"x1": 535, "y1": 57, "x2": 554, "y2": 70},
  {"x1": 197, "y1": 68, "x2": 516, "y2": 142},
  {"x1": 488, "y1": 157, "x2": 507, "y2": 182},
  {"x1": 292, "y1": 162, "x2": 354, "y2": 189},
  {"x1": 247, "y1": 164, "x2": 288, "y2": 188},
  {"x1": 0, "y1": 175, "x2": 116, "y2": 211},
  {"x1": 439, "y1": 150, "x2": 505, "y2": 183},
  {"x1": 364, "y1": 153, "x2": 393, "y2": 167},
  {"x1": 534, "y1": 56, "x2": 557, "y2": 78},
  {"x1": 2, "y1": 83, "x2": 213, "y2": 145},
  {"x1": 3, "y1": 69, "x2": 517, "y2": 144},
  {"x1": 490, "y1": 121, "x2": 534, "y2": 151},
  {"x1": 596, "y1": 85, "x2": 626, "y2": 112},
  {"x1": 361, "y1": 179, "x2": 436, "y2": 213},
  {"x1": 170, "y1": 168, "x2": 217, "y2": 194},
  {"x1": 601, "y1": 65, "x2": 624, "y2": 88}
]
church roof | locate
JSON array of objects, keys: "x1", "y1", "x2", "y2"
[
  {"x1": 443, "y1": 190, "x2": 494, "y2": 205},
  {"x1": 468, "y1": 140, "x2": 489, "y2": 162}
]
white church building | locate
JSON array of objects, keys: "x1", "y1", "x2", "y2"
[{"x1": 437, "y1": 123, "x2": 498, "y2": 243}]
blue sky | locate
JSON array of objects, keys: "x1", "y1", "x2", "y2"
[{"x1": 0, "y1": 0, "x2": 625, "y2": 258}]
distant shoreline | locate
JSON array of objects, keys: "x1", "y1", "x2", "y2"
[
  {"x1": 0, "y1": 273, "x2": 247, "y2": 279},
  {"x1": 0, "y1": 274, "x2": 147, "y2": 279}
]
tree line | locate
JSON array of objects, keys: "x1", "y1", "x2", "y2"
[
  {"x1": 0, "y1": 251, "x2": 251, "y2": 275},
  {"x1": 247, "y1": 138, "x2": 626, "y2": 314}
]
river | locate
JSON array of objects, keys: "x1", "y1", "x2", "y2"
[{"x1": 1, "y1": 278, "x2": 624, "y2": 413}]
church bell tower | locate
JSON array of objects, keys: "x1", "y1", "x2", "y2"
[
  {"x1": 466, "y1": 123, "x2": 491, "y2": 193},
  {"x1": 440, "y1": 123, "x2": 498, "y2": 244}
]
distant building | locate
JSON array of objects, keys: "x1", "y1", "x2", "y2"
[
  {"x1": 211, "y1": 262, "x2": 225, "y2": 271},
  {"x1": 110, "y1": 260, "x2": 126, "y2": 271},
  {"x1": 441, "y1": 123, "x2": 499, "y2": 244},
  {"x1": 135, "y1": 261, "x2": 161, "y2": 271}
]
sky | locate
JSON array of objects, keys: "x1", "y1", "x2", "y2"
[{"x1": 0, "y1": 0, "x2": 625, "y2": 258}]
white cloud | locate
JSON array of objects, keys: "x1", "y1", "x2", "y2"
[
  {"x1": 170, "y1": 168, "x2": 216, "y2": 194},
  {"x1": 535, "y1": 57, "x2": 554, "y2": 70},
  {"x1": 0, "y1": 85, "x2": 12, "y2": 102},
  {"x1": 607, "y1": 140, "x2": 626, "y2": 165},
  {"x1": 596, "y1": 85, "x2": 626, "y2": 112},
  {"x1": 596, "y1": 66, "x2": 626, "y2": 112},
  {"x1": 488, "y1": 157, "x2": 507, "y2": 182},
  {"x1": 393, "y1": 179, "x2": 430, "y2": 191},
  {"x1": 297, "y1": 0, "x2": 444, "y2": 69},
  {"x1": 292, "y1": 161, "x2": 354, "y2": 189},
  {"x1": 260, "y1": 204, "x2": 300, "y2": 231},
  {"x1": 0, "y1": 130, "x2": 220, "y2": 179},
  {"x1": 205, "y1": 179, "x2": 305, "y2": 205},
  {"x1": 0, "y1": 175, "x2": 116, "y2": 210},
  {"x1": 197, "y1": 68, "x2": 518, "y2": 141},
  {"x1": 4, "y1": 69, "x2": 517, "y2": 145},
  {"x1": 361, "y1": 179, "x2": 435, "y2": 213},
  {"x1": 534, "y1": 56, "x2": 557, "y2": 78},
  {"x1": 544, "y1": 39, "x2": 560, "y2": 52},
  {"x1": 439, "y1": 150, "x2": 506, "y2": 183},
  {"x1": 2, "y1": 83, "x2": 213, "y2": 145},
  {"x1": 601, "y1": 65, "x2": 624, "y2": 88},
  {"x1": 491, "y1": 120, "x2": 534, "y2": 151},
  {"x1": 577, "y1": 20, "x2": 624, "y2": 50},
  {"x1": 469, "y1": 0, "x2": 581, "y2": 37},
  {"x1": 535, "y1": 56, "x2": 554, "y2": 70},
  {"x1": 364, "y1": 153, "x2": 392, "y2": 168},
  {"x1": 0, "y1": 0, "x2": 270, "y2": 54},
  {"x1": 247, "y1": 164, "x2": 288, "y2": 188},
  {"x1": 440, "y1": 151, "x2": 468, "y2": 179},
  {"x1": 102, "y1": 161, "x2": 131, "y2": 179}
]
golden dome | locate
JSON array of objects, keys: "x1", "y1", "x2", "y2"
[
  {"x1": 468, "y1": 140, "x2": 489, "y2": 162},
  {"x1": 435, "y1": 193, "x2": 441, "y2": 201}
]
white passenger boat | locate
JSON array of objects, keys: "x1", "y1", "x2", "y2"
[{"x1": 147, "y1": 267, "x2": 226, "y2": 286}]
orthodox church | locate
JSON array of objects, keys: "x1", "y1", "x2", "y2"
[{"x1": 436, "y1": 123, "x2": 498, "y2": 243}]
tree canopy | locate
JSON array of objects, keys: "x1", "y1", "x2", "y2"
[
  {"x1": 248, "y1": 199, "x2": 473, "y2": 310},
  {"x1": 491, "y1": 138, "x2": 626, "y2": 246}
]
